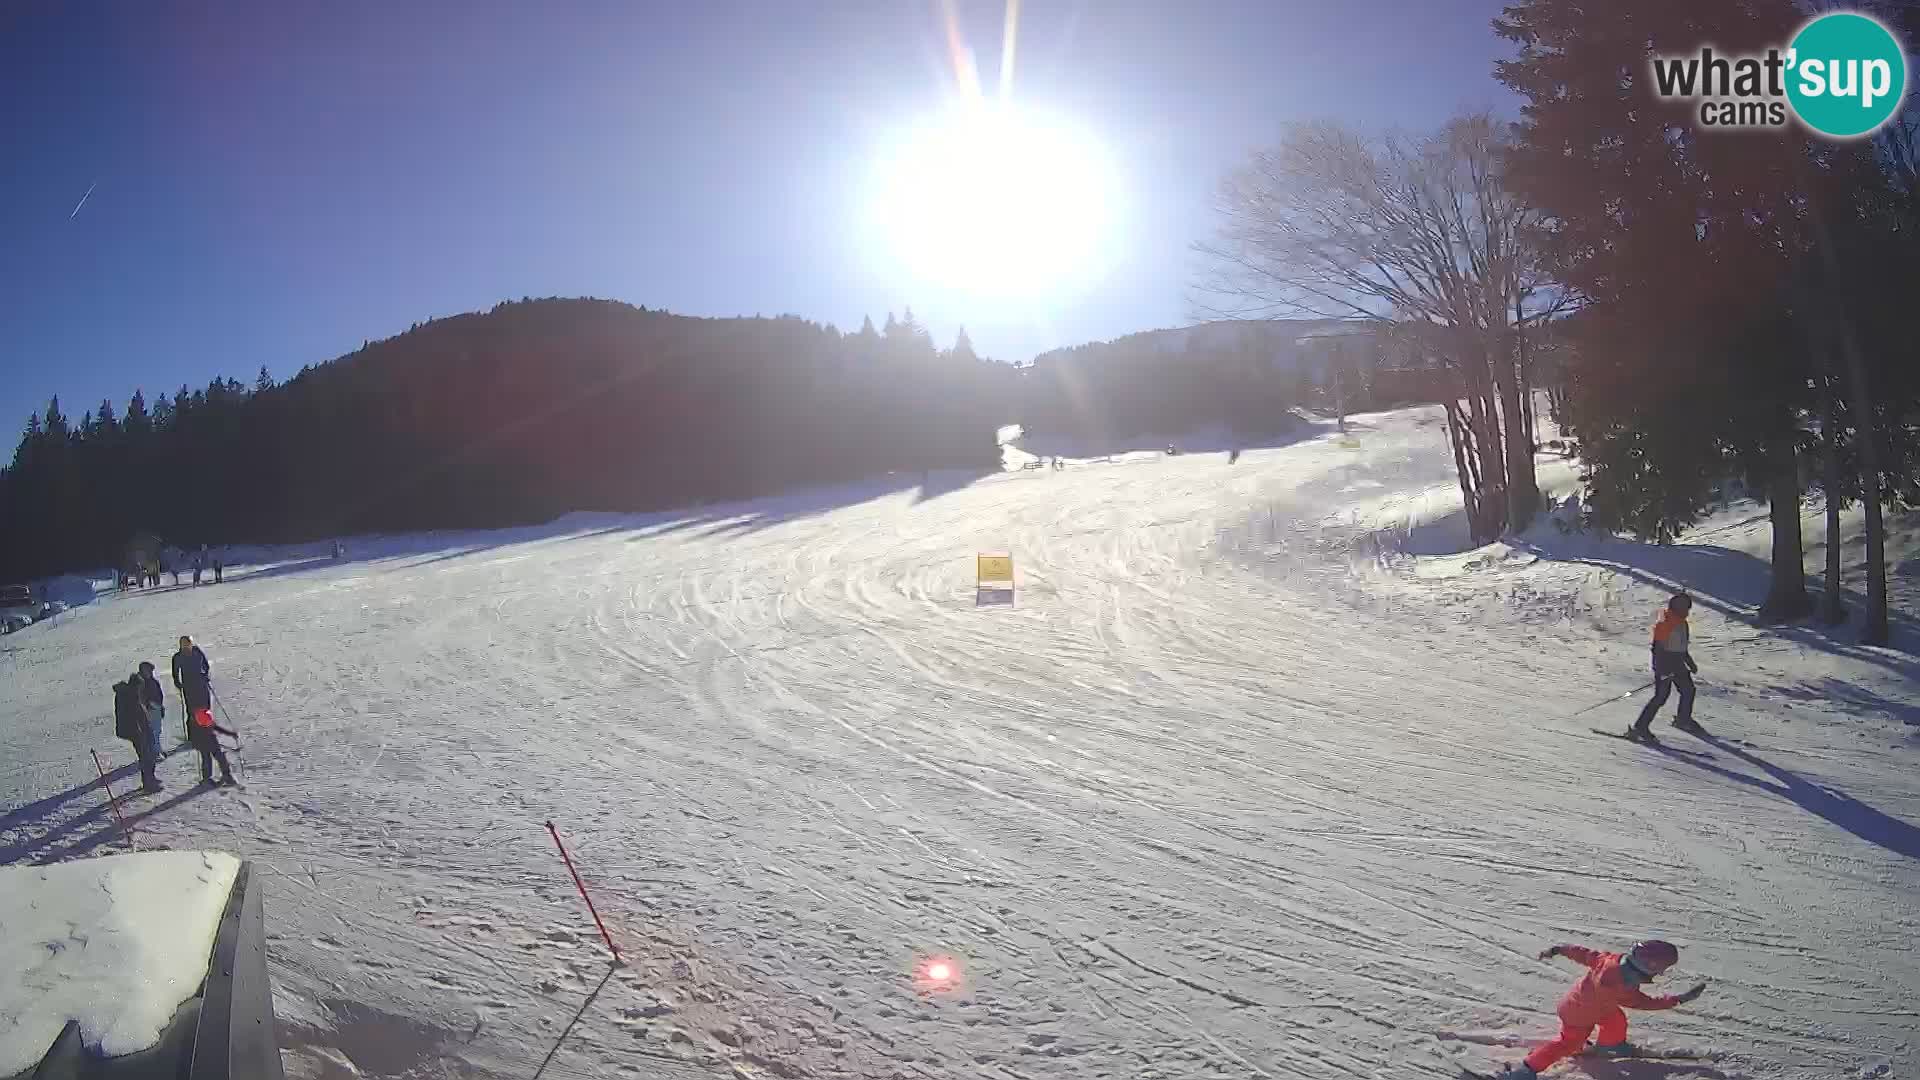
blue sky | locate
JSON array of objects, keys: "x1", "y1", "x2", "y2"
[{"x1": 0, "y1": 0, "x2": 1517, "y2": 436}]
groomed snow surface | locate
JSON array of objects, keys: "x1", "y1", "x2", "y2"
[
  {"x1": 0, "y1": 851, "x2": 239, "y2": 1077},
  {"x1": 2, "y1": 403, "x2": 1916, "y2": 1080}
]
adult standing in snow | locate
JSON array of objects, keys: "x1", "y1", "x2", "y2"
[
  {"x1": 212, "y1": 553, "x2": 223, "y2": 583},
  {"x1": 172, "y1": 634, "x2": 212, "y2": 739},
  {"x1": 136, "y1": 660, "x2": 167, "y2": 759},
  {"x1": 1628, "y1": 593, "x2": 1700, "y2": 742},
  {"x1": 113, "y1": 673, "x2": 162, "y2": 793}
]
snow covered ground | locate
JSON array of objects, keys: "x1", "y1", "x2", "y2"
[
  {"x1": 0, "y1": 851, "x2": 239, "y2": 1076},
  {"x1": 2, "y1": 403, "x2": 1915, "y2": 1080}
]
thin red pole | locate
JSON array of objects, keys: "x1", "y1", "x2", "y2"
[
  {"x1": 91, "y1": 750, "x2": 136, "y2": 850},
  {"x1": 546, "y1": 821, "x2": 621, "y2": 965}
]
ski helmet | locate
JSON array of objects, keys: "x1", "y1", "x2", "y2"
[{"x1": 1626, "y1": 940, "x2": 1679, "y2": 976}]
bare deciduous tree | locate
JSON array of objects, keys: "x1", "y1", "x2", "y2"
[{"x1": 1193, "y1": 113, "x2": 1570, "y2": 545}]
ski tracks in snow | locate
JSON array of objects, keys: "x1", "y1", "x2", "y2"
[{"x1": 3, "y1": 406, "x2": 1915, "y2": 1080}]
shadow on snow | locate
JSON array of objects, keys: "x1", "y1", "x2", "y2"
[{"x1": 1663, "y1": 733, "x2": 1920, "y2": 862}]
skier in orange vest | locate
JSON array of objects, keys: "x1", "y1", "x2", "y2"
[{"x1": 1628, "y1": 592, "x2": 1700, "y2": 741}]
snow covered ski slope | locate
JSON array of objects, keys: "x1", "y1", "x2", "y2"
[{"x1": 3, "y1": 404, "x2": 1916, "y2": 1080}]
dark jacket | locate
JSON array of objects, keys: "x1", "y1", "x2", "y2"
[
  {"x1": 138, "y1": 671, "x2": 166, "y2": 715},
  {"x1": 113, "y1": 680, "x2": 150, "y2": 741},
  {"x1": 172, "y1": 646, "x2": 212, "y2": 708}
]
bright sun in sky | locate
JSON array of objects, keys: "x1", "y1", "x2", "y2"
[{"x1": 869, "y1": 103, "x2": 1116, "y2": 300}]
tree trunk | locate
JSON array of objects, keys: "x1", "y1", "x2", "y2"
[
  {"x1": 1333, "y1": 349, "x2": 1347, "y2": 433},
  {"x1": 1444, "y1": 401, "x2": 1480, "y2": 542},
  {"x1": 1460, "y1": 336, "x2": 1508, "y2": 545},
  {"x1": 1819, "y1": 373, "x2": 1847, "y2": 626},
  {"x1": 1494, "y1": 329, "x2": 1540, "y2": 533},
  {"x1": 1517, "y1": 322, "x2": 1537, "y2": 452},
  {"x1": 1835, "y1": 333, "x2": 1889, "y2": 645},
  {"x1": 1805, "y1": 180, "x2": 1889, "y2": 644},
  {"x1": 1473, "y1": 388, "x2": 1508, "y2": 542},
  {"x1": 1758, "y1": 433, "x2": 1812, "y2": 622},
  {"x1": 1858, "y1": 461, "x2": 1888, "y2": 644}
]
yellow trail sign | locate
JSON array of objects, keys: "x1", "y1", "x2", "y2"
[{"x1": 976, "y1": 554, "x2": 1014, "y2": 585}]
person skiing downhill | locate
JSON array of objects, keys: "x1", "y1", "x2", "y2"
[
  {"x1": 1496, "y1": 940, "x2": 1706, "y2": 1078},
  {"x1": 1629, "y1": 592, "x2": 1700, "y2": 742}
]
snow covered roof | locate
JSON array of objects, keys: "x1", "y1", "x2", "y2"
[{"x1": 0, "y1": 851, "x2": 240, "y2": 1077}]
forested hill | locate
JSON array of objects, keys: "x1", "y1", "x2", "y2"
[
  {"x1": 1, "y1": 298, "x2": 1011, "y2": 577},
  {"x1": 1017, "y1": 319, "x2": 1383, "y2": 444}
]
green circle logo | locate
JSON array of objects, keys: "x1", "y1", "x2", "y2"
[{"x1": 1786, "y1": 12, "x2": 1908, "y2": 138}]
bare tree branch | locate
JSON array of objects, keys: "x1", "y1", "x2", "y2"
[{"x1": 1191, "y1": 112, "x2": 1570, "y2": 541}]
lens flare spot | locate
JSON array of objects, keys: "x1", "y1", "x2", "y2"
[{"x1": 914, "y1": 952, "x2": 963, "y2": 993}]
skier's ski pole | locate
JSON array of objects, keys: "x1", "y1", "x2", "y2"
[
  {"x1": 210, "y1": 686, "x2": 247, "y2": 776},
  {"x1": 1564, "y1": 680, "x2": 1656, "y2": 720}
]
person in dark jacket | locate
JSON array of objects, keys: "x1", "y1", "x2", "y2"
[
  {"x1": 113, "y1": 674, "x2": 162, "y2": 793},
  {"x1": 136, "y1": 660, "x2": 168, "y2": 758},
  {"x1": 171, "y1": 634, "x2": 236, "y2": 785},
  {"x1": 1628, "y1": 593, "x2": 1700, "y2": 742},
  {"x1": 172, "y1": 635, "x2": 212, "y2": 738}
]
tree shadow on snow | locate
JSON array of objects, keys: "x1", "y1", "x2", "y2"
[
  {"x1": 915, "y1": 466, "x2": 994, "y2": 503},
  {"x1": 0, "y1": 751, "x2": 180, "y2": 838},
  {"x1": 224, "y1": 556, "x2": 345, "y2": 585},
  {"x1": 664, "y1": 472, "x2": 987, "y2": 540},
  {"x1": 17, "y1": 783, "x2": 217, "y2": 866},
  {"x1": 1766, "y1": 677, "x2": 1920, "y2": 727},
  {"x1": 1663, "y1": 734, "x2": 1920, "y2": 862},
  {"x1": 1011, "y1": 414, "x2": 1331, "y2": 463},
  {"x1": 379, "y1": 471, "x2": 943, "y2": 561},
  {"x1": 0, "y1": 800, "x2": 118, "y2": 865},
  {"x1": 1508, "y1": 533, "x2": 1919, "y2": 682}
]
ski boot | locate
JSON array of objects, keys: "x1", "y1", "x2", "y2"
[
  {"x1": 1625, "y1": 726, "x2": 1657, "y2": 744},
  {"x1": 1497, "y1": 1064, "x2": 1538, "y2": 1080},
  {"x1": 1672, "y1": 718, "x2": 1707, "y2": 737}
]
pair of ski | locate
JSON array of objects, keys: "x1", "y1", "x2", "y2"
[
  {"x1": 1461, "y1": 1045, "x2": 1710, "y2": 1078},
  {"x1": 1590, "y1": 725, "x2": 1714, "y2": 757}
]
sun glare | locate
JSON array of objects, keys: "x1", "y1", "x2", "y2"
[{"x1": 869, "y1": 103, "x2": 1115, "y2": 299}]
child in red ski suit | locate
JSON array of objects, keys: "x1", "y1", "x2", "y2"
[{"x1": 1504, "y1": 940, "x2": 1706, "y2": 1078}]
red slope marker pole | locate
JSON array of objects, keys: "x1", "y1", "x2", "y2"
[
  {"x1": 91, "y1": 749, "x2": 136, "y2": 850},
  {"x1": 546, "y1": 821, "x2": 622, "y2": 966}
]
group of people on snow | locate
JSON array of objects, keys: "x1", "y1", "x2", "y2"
[
  {"x1": 121, "y1": 546, "x2": 226, "y2": 591},
  {"x1": 110, "y1": 633, "x2": 239, "y2": 794}
]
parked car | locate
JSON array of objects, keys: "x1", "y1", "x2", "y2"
[{"x1": 1, "y1": 584, "x2": 35, "y2": 633}]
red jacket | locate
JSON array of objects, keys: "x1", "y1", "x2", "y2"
[{"x1": 1553, "y1": 947, "x2": 1685, "y2": 1023}]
